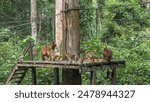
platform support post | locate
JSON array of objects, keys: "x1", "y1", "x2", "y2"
[
  {"x1": 54, "y1": 68, "x2": 59, "y2": 85},
  {"x1": 111, "y1": 67, "x2": 116, "y2": 85},
  {"x1": 29, "y1": 42, "x2": 37, "y2": 85},
  {"x1": 90, "y1": 71, "x2": 96, "y2": 85},
  {"x1": 32, "y1": 68, "x2": 37, "y2": 85},
  {"x1": 61, "y1": 0, "x2": 81, "y2": 85}
]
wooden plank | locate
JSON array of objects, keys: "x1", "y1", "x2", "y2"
[
  {"x1": 17, "y1": 63, "x2": 124, "y2": 70},
  {"x1": 82, "y1": 60, "x2": 125, "y2": 67},
  {"x1": 17, "y1": 60, "x2": 125, "y2": 72},
  {"x1": 82, "y1": 65, "x2": 124, "y2": 72},
  {"x1": 29, "y1": 42, "x2": 37, "y2": 85},
  {"x1": 5, "y1": 64, "x2": 18, "y2": 84},
  {"x1": 17, "y1": 64, "x2": 81, "y2": 69},
  {"x1": 17, "y1": 60, "x2": 125, "y2": 64},
  {"x1": 17, "y1": 60, "x2": 125, "y2": 67},
  {"x1": 17, "y1": 60, "x2": 81, "y2": 65}
]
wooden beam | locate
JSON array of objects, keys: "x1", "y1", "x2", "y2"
[
  {"x1": 17, "y1": 60, "x2": 125, "y2": 66},
  {"x1": 90, "y1": 71, "x2": 96, "y2": 85},
  {"x1": 111, "y1": 67, "x2": 116, "y2": 85},
  {"x1": 17, "y1": 64, "x2": 82, "y2": 69},
  {"x1": 31, "y1": 68, "x2": 37, "y2": 85},
  {"x1": 5, "y1": 64, "x2": 18, "y2": 84},
  {"x1": 17, "y1": 60, "x2": 125, "y2": 70},
  {"x1": 15, "y1": 60, "x2": 125, "y2": 85},
  {"x1": 54, "y1": 68, "x2": 59, "y2": 85},
  {"x1": 29, "y1": 42, "x2": 37, "y2": 85}
]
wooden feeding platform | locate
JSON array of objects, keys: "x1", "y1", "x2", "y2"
[
  {"x1": 15, "y1": 60, "x2": 125, "y2": 85},
  {"x1": 17, "y1": 60, "x2": 125, "y2": 71},
  {"x1": 5, "y1": 42, "x2": 125, "y2": 85}
]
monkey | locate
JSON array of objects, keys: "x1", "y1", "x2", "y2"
[
  {"x1": 53, "y1": 52, "x2": 61, "y2": 61},
  {"x1": 65, "y1": 53, "x2": 76, "y2": 64},
  {"x1": 49, "y1": 42, "x2": 64, "y2": 61},
  {"x1": 63, "y1": 50, "x2": 85, "y2": 64},
  {"x1": 65, "y1": 52, "x2": 84, "y2": 64},
  {"x1": 41, "y1": 42, "x2": 58, "y2": 61},
  {"x1": 51, "y1": 41, "x2": 57, "y2": 50},
  {"x1": 48, "y1": 42, "x2": 60, "y2": 61},
  {"x1": 103, "y1": 47, "x2": 112, "y2": 62},
  {"x1": 41, "y1": 45, "x2": 51, "y2": 61},
  {"x1": 86, "y1": 51, "x2": 103, "y2": 63},
  {"x1": 76, "y1": 51, "x2": 85, "y2": 64},
  {"x1": 78, "y1": 53, "x2": 84, "y2": 63},
  {"x1": 102, "y1": 47, "x2": 114, "y2": 79},
  {"x1": 50, "y1": 50, "x2": 61, "y2": 61},
  {"x1": 86, "y1": 51, "x2": 95, "y2": 62}
]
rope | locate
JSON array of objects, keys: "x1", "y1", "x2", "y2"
[
  {"x1": 1, "y1": 7, "x2": 149, "y2": 27},
  {"x1": 0, "y1": 17, "x2": 51, "y2": 29},
  {"x1": 14, "y1": 26, "x2": 31, "y2": 34},
  {"x1": 0, "y1": 20, "x2": 30, "y2": 25},
  {"x1": 7, "y1": 22, "x2": 31, "y2": 29},
  {"x1": 11, "y1": 19, "x2": 48, "y2": 34}
]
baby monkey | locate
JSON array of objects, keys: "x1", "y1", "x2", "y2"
[
  {"x1": 65, "y1": 50, "x2": 84, "y2": 64},
  {"x1": 65, "y1": 53, "x2": 79, "y2": 64}
]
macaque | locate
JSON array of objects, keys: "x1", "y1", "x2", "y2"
[
  {"x1": 50, "y1": 42, "x2": 60, "y2": 61},
  {"x1": 103, "y1": 48, "x2": 112, "y2": 61},
  {"x1": 65, "y1": 52, "x2": 82, "y2": 64},
  {"x1": 86, "y1": 51, "x2": 104, "y2": 62},
  {"x1": 65, "y1": 50, "x2": 85, "y2": 64},
  {"x1": 103, "y1": 47, "x2": 113, "y2": 79},
  {"x1": 51, "y1": 42, "x2": 57, "y2": 50},
  {"x1": 41, "y1": 45, "x2": 51, "y2": 61},
  {"x1": 50, "y1": 50, "x2": 61, "y2": 61},
  {"x1": 78, "y1": 50, "x2": 85, "y2": 63},
  {"x1": 87, "y1": 51, "x2": 95, "y2": 62},
  {"x1": 41, "y1": 42, "x2": 58, "y2": 61},
  {"x1": 65, "y1": 53, "x2": 76, "y2": 64},
  {"x1": 78, "y1": 53, "x2": 84, "y2": 63}
]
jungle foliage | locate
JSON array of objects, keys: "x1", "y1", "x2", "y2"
[{"x1": 0, "y1": 0, "x2": 150, "y2": 85}]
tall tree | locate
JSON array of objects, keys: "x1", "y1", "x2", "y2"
[
  {"x1": 62, "y1": 0, "x2": 81, "y2": 85},
  {"x1": 31, "y1": 0, "x2": 37, "y2": 44},
  {"x1": 55, "y1": 0, "x2": 63, "y2": 50},
  {"x1": 55, "y1": 0, "x2": 81, "y2": 84},
  {"x1": 30, "y1": 0, "x2": 37, "y2": 85}
]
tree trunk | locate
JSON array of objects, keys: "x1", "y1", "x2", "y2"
[
  {"x1": 30, "y1": 0, "x2": 37, "y2": 84},
  {"x1": 96, "y1": 0, "x2": 104, "y2": 37},
  {"x1": 55, "y1": 0, "x2": 63, "y2": 51},
  {"x1": 55, "y1": 0, "x2": 81, "y2": 85},
  {"x1": 62, "y1": 0, "x2": 81, "y2": 85},
  {"x1": 31, "y1": 0, "x2": 37, "y2": 44}
]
